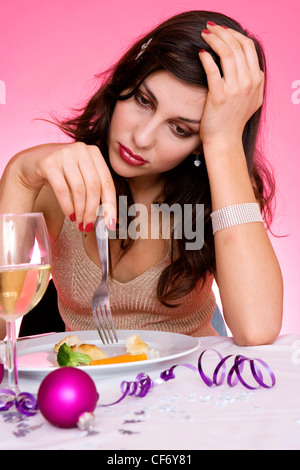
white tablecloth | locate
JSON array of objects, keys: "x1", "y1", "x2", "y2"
[{"x1": 0, "y1": 334, "x2": 300, "y2": 450}]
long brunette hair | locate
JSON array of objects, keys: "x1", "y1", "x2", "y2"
[{"x1": 57, "y1": 10, "x2": 275, "y2": 306}]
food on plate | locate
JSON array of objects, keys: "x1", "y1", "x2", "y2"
[
  {"x1": 125, "y1": 334, "x2": 150, "y2": 355},
  {"x1": 54, "y1": 334, "x2": 108, "y2": 363},
  {"x1": 71, "y1": 343, "x2": 109, "y2": 361},
  {"x1": 54, "y1": 334, "x2": 81, "y2": 353},
  {"x1": 89, "y1": 353, "x2": 147, "y2": 366},
  {"x1": 57, "y1": 343, "x2": 91, "y2": 367},
  {"x1": 54, "y1": 333, "x2": 152, "y2": 367}
]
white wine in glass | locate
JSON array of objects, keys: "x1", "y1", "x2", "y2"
[{"x1": 0, "y1": 213, "x2": 51, "y2": 393}]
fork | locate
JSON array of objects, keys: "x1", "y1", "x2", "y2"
[{"x1": 91, "y1": 214, "x2": 118, "y2": 344}]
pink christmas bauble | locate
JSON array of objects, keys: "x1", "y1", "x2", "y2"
[{"x1": 37, "y1": 367, "x2": 99, "y2": 428}]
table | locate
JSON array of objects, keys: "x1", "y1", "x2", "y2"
[{"x1": 0, "y1": 334, "x2": 300, "y2": 450}]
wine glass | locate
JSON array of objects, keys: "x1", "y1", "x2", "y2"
[{"x1": 0, "y1": 213, "x2": 51, "y2": 393}]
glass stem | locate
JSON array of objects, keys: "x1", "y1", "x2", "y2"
[{"x1": 6, "y1": 321, "x2": 19, "y2": 394}]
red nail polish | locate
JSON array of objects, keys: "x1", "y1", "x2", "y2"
[
  {"x1": 85, "y1": 223, "x2": 94, "y2": 233},
  {"x1": 202, "y1": 29, "x2": 211, "y2": 35},
  {"x1": 69, "y1": 213, "x2": 76, "y2": 222},
  {"x1": 221, "y1": 25, "x2": 228, "y2": 29},
  {"x1": 78, "y1": 222, "x2": 84, "y2": 232},
  {"x1": 207, "y1": 21, "x2": 217, "y2": 26},
  {"x1": 199, "y1": 49, "x2": 206, "y2": 53},
  {"x1": 109, "y1": 218, "x2": 116, "y2": 231}
]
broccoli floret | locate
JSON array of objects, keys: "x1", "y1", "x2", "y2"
[{"x1": 57, "y1": 343, "x2": 91, "y2": 367}]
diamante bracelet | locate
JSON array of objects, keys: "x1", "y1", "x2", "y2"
[{"x1": 210, "y1": 202, "x2": 263, "y2": 235}]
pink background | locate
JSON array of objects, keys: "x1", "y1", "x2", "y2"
[{"x1": 1, "y1": 0, "x2": 299, "y2": 335}]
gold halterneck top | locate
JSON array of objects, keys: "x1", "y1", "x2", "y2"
[{"x1": 51, "y1": 218, "x2": 217, "y2": 336}]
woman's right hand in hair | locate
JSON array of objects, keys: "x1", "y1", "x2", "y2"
[{"x1": 0, "y1": 142, "x2": 116, "y2": 231}]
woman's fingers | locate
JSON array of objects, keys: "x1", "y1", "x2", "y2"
[
  {"x1": 198, "y1": 23, "x2": 265, "y2": 143},
  {"x1": 42, "y1": 160, "x2": 75, "y2": 222},
  {"x1": 75, "y1": 145, "x2": 101, "y2": 230},
  {"x1": 89, "y1": 145, "x2": 117, "y2": 230},
  {"x1": 201, "y1": 26, "x2": 240, "y2": 85},
  {"x1": 39, "y1": 142, "x2": 116, "y2": 231},
  {"x1": 229, "y1": 30, "x2": 262, "y2": 78},
  {"x1": 201, "y1": 23, "x2": 263, "y2": 94},
  {"x1": 72, "y1": 143, "x2": 116, "y2": 230},
  {"x1": 198, "y1": 48, "x2": 224, "y2": 100}
]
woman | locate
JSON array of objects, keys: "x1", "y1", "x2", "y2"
[{"x1": 0, "y1": 11, "x2": 283, "y2": 345}]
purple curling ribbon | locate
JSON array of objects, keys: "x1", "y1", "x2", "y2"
[
  {"x1": 101, "y1": 373, "x2": 154, "y2": 406},
  {"x1": 100, "y1": 348, "x2": 276, "y2": 406},
  {"x1": 227, "y1": 355, "x2": 276, "y2": 390},
  {"x1": 15, "y1": 392, "x2": 39, "y2": 416},
  {"x1": 0, "y1": 356, "x2": 38, "y2": 416},
  {"x1": 198, "y1": 349, "x2": 276, "y2": 390},
  {"x1": 101, "y1": 349, "x2": 276, "y2": 406},
  {"x1": 250, "y1": 358, "x2": 276, "y2": 388},
  {"x1": 0, "y1": 388, "x2": 38, "y2": 416},
  {"x1": 0, "y1": 389, "x2": 16, "y2": 412},
  {"x1": 160, "y1": 363, "x2": 198, "y2": 382},
  {"x1": 198, "y1": 348, "x2": 229, "y2": 386}
]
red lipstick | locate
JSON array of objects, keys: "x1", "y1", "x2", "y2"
[{"x1": 118, "y1": 144, "x2": 146, "y2": 166}]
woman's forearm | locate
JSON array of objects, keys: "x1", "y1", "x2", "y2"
[
  {"x1": 204, "y1": 140, "x2": 283, "y2": 346},
  {"x1": 0, "y1": 153, "x2": 41, "y2": 214}
]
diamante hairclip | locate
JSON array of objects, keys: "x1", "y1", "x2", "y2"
[{"x1": 135, "y1": 37, "x2": 153, "y2": 61}]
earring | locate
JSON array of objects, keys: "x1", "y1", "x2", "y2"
[{"x1": 193, "y1": 154, "x2": 201, "y2": 167}]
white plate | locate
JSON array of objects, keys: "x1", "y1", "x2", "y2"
[{"x1": 15, "y1": 330, "x2": 200, "y2": 378}]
